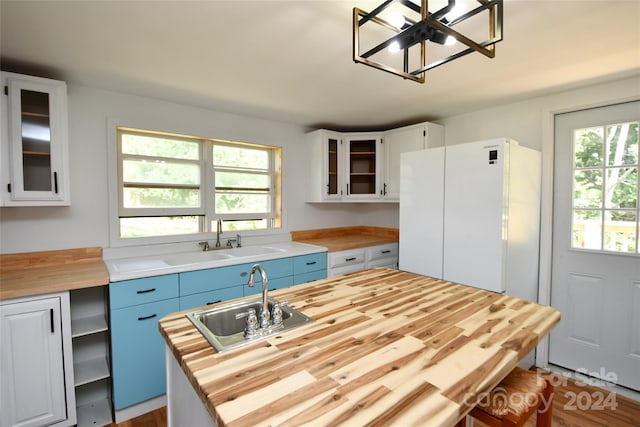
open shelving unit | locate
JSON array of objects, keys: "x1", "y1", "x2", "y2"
[{"x1": 70, "y1": 287, "x2": 113, "y2": 427}]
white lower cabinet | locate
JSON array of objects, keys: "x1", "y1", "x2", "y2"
[
  {"x1": 328, "y1": 248, "x2": 366, "y2": 277},
  {"x1": 0, "y1": 292, "x2": 76, "y2": 427},
  {"x1": 365, "y1": 243, "x2": 398, "y2": 269},
  {"x1": 327, "y1": 243, "x2": 398, "y2": 277}
]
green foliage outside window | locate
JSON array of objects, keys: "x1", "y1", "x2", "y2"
[{"x1": 572, "y1": 122, "x2": 639, "y2": 252}]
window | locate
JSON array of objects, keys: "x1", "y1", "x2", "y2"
[
  {"x1": 572, "y1": 121, "x2": 639, "y2": 253},
  {"x1": 116, "y1": 127, "x2": 281, "y2": 240}
]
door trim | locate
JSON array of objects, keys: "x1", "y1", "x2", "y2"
[{"x1": 536, "y1": 88, "x2": 640, "y2": 368}]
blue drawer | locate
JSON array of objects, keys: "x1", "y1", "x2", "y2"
[
  {"x1": 111, "y1": 297, "x2": 179, "y2": 409},
  {"x1": 293, "y1": 253, "x2": 327, "y2": 275},
  {"x1": 180, "y1": 263, "x2": 253, "y2": 296},
  {"x1": 244, "y1": 276, "x2": 293, "y2": 296},
  {"x1": 179, "y1": 286, "x2": 244, "y2": 310},
  {"x1": 110, "y1": 274, "x2": 179, "y2": 309},
  {"x1": 294, "y1": 269, "x2": 327, "y2": 285},
  {"x1": 255, "y1": 258, "x2": 293, "y2": 279}
]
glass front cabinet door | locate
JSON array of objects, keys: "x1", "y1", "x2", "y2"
[
  {"x1": 1, "y1": 72, "x2": 69, "y2": 206},
  {"x1": 305, "y1": 129, "x2": 344, "y2": 202},
  {"x1": 345, "y1": 133, "x2": 382, "y2": 199}
]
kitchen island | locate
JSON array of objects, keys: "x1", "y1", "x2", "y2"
[{"x1": 159, "y1": 268, "x2": 560, "y2": 426}]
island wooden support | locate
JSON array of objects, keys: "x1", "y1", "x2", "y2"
[{"x1": 159, "y1": 268, "x2": 560, "y2": 426}]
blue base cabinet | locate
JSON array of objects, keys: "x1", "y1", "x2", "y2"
[
  {"x1": 109, "y1": 251, "x2": 327, "y2": 411},
  {"x1": 293, "y1": 252, "x2": 327, "y2": 285},
  {"x1": 110, "y1": 274, "x2": 179, "y2": 410}
]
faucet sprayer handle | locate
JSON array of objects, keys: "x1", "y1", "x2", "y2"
[{"x1": 272, "y1": 303, "x2": 283, "y2": 325}]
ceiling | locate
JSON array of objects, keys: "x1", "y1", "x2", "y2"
[{"x1": 1, "y1": 0, "x2": 639, "y2": 131}]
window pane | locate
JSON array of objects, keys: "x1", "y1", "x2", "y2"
[
  {"x1": 605, "y1": 167, "x2": 637, "y2": 209},
  {"x1": 122, "y1": 133, "x2": 199, "y2": 159},
  {"x1": 604, "y1": 210, "x2": 637, "y2": 253},
  {"x1": 572, "y1": 210, "x2": 602, "y2": 250},
  {"x1": 215, "y1": 171, "x2": 269, "y2": 189},
  {"x1": 214, "y1": 219, "x2": 268, "y2": 231},
  {"x1": 607, "y1": 122, "x2": 638, "y2": 166},
  {"x1": 215, "y1": 193, "x2": 270, "y2": 214},
  {"x1": 214, "y1": 145, "x2": 269, "y2": 169},
  {"x1": 123, "y1": 159, "x2": 200, "y2": 185},
  {"x1": 574, "y1": 127, "x2": 604, "y2": 168},
  {"x1": 573, "y1": 169, "x2": 602, "y2": 208},
  {"x1": 123, "y1": 187, "x2": 200, "y2": 208},
  {"x1": 120, "y1": 216, "x2": 200, "y2": 238}
]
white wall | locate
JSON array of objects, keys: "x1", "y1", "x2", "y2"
[
  {"x1": 438, "y1": 75, "x2": 640, "y2": 151},
  {"x1": 1, "y1": 75, "x2": 638, "y2": 254},
  {"x1": 0, "y1": 85, "x2": 370, "y2": 254}
]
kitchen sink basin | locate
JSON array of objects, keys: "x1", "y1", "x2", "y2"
[
  {"x1": 186, "y1": 298, "x2": 313, "y2": 353},
  {"x1": 163, "y1": 250, "x2": 234, "y2": 265},
  {"x1": 227, "y1": 246, "x2": 287, "y2": 257}
]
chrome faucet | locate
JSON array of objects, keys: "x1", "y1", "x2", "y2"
[
  {"x1": 247, "y1": 263, "x2": 270, "y2": 328},
  {"x1": 215, "y1": 219, "x2": 223, "y2": 248}
]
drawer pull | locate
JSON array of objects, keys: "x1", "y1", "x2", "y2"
[
  {"x1": 136, "y1": 288, "x2": 156, "y2": 294},
  {"x1": 346, "y1": 257, "x2": 357, "y2": 262},
  {"x1": 137, "y1": 314, "x2": 157, "y2": 321},
  {"x1": 206, "y1": 300, "x2": 222, "y2": 305},
  {"x1": 240, "y1": 272, "x2": 248, "y2": 277},
  {"x1": 305, "y1": 261, "x2": 317, "y2": 265},
  {"x1": 381, "y1": 250, "x2": 391, "y2": 254}
]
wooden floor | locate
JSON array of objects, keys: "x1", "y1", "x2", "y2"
[{"x1": 112, "y1": 374, "x2": 639, "y2": 427}]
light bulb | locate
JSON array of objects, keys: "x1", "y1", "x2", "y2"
[
  {"x1": 446, "y1": 3, "x2": 467, "y2": 21},
  {"x1": 387, "y1": 12, "x2": 405, "y2": 30},
  {"x1": 388, "y1": 41, "x2": 401, "y2": 53},
  {"x1": 445, "y1": 35, "x2": 456, "y2": 46}
]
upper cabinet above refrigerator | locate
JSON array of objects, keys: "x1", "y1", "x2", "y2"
[
  {"x1": 1, "y1": 72, "x2": 70, "y2": 206},
  {"x1": 305, "y1": 122, "x2": 443, "y2": 203}
]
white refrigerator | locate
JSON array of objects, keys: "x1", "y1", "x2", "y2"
[{"x1": 399, "y1": 138, "x2": 541, "y2": 301}]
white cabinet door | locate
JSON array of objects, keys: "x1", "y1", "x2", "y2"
[
  {"x1": 305, "y1": 129, "x2": 344, "y2": 202},
  {"x1": 382, "y1": 122, "x2": 443, "y2": 200},
  {"x1": 1, "y1": 72, "x2": 69, "y2": 206},
  {"x1": 0, "y1": 296, "x2": 68, "y2": 427},
  {"x1": 344, "y1": 133, "x2": 382, "y2": 200}
]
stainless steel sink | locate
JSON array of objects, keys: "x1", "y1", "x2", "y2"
[{"x1": 185, "y1": 298, "x2": 313, "y2": 353}]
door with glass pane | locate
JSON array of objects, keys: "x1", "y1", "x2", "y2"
[
  {"x1": 550, "y1": 101, "x2": 640, "y2": 391},
  {"x1": 4, "y1": 74, "x2": 68, "y2": 205}
]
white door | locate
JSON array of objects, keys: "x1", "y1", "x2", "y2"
[
  {"x1": 549, "y1": 101, "x2": 640, "y2": 391},
  {"x1": 0, "y1": 296, "x2": 67, "y2": 427}
]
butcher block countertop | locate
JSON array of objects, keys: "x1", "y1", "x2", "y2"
[
  {"x1": 159, "y1": 268, "x2": 561, "y2": 427},
  {"x1": 291, "y1": 226, "x2": 398, "y2": 252},
  {"x1": 0, "y1": 247, "x2": 110, "y2": 300}
]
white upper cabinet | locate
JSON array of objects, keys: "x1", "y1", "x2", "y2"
[
  {"x1": 1, "y1": 72, "x2": 70, "y2": 206},
  {"x1": 306, "y1": 122, "x2": 443, "y2": 203},
  {"x1": 381, "y1": 122, "x2": 444, "y2": 201},
  {"x1": 305, "y1": 129, "x2": 344, "y2": 202},
  {"x1": 344, "y1": 132, "x2": 382, "y2": 200}
]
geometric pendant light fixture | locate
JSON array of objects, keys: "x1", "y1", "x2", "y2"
[{"x1": 353, "y1": 0, "x2": 503, "y2": 83}]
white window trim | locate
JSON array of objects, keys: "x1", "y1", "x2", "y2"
[{"x1": 106, "y1": 118, "x2": 283, "y2": 248}]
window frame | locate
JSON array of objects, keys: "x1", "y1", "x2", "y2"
[
  {"x1": 570, "y1": 120, "x2": 639, "y2": 254},
  {"x1": 110, "y1": 125, "x2": 282, "y2": 246}
]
